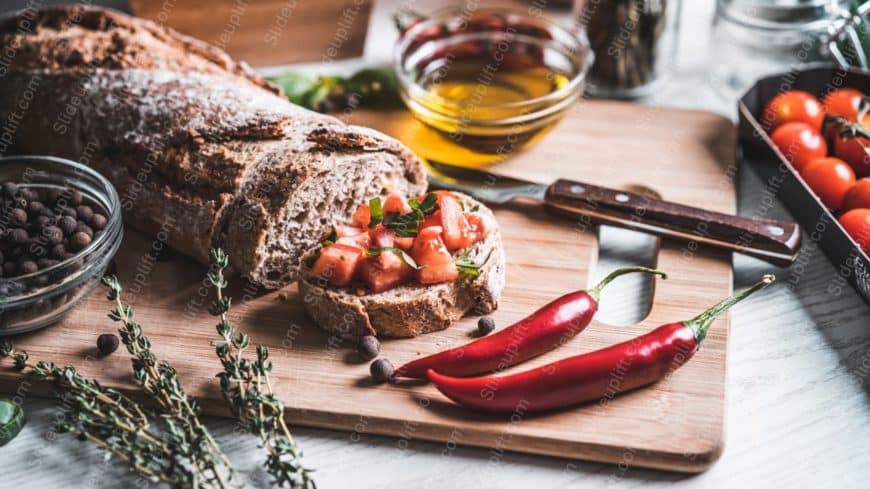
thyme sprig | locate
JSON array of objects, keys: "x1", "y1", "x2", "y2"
[
  {"x1": 207, "y1": 249, "x2": 315, "y2": 489},
  {"x1": 102, "y1": 275, "x2": 237, "y2": 488},
  {"x1": 0, "y1": 342, "x2": 195, "y2": 487}
]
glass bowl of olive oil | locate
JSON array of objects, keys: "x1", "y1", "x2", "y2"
[{"x1": 394, "y1": 10, "x2": 593, "y2": 168}]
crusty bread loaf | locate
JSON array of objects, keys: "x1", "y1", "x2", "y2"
[
  {"x1": 298, "y1": 195, "x2": 506, "y2": 339},
  {"x1": 0, "y1": 6, "x2": 426, "y2": 288}
]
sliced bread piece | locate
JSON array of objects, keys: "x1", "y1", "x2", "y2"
[{"x1": 298, "y1": 194, "x2": 506, "y2": 339}]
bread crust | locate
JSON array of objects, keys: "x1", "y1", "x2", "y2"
[
  {"x1": 0, "y1": 6, "x2": 426, "y2": 288},
  {"x1": 298, "y1": 196, "x2": 506, "y2": 339}
]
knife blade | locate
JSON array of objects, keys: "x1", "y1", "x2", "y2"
[{"x1": 426, "y1": 161, "x2": 802, "y2": 267}]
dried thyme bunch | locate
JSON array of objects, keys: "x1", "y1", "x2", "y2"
[
  {"x1": 102, "y1": 275, "x2": 238, "y2": 488},
  {"x1": 0, "y1": 342, "x2": 196, "y2": 487},
  {"x1": 207, "y1": 249, "x2": 315, "y2": 489}
]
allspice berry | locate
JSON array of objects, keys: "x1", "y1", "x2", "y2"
[
  {"x1": 18, "y1": 260, "x2": 38, "y2": 275},
  {"x1": 70, "y1": 231, "x2": 92, "y2": 251},
  {"x1": 370, "y1": 358, "x2": 395, "y2": 383},
  {"x1": 90, "y1": 213, "x2": 108, "y2": 230},
  {"x1": 357, "y1": 335, "x2": 380, "y2": 360},
  {"x1": 477, "y1": 316, "x2": 496, "y2": 335},
  {"x1": 57, "y1": 215, "x2": 77, "y2": 235},
  {"x1": 76, "y1": 205, "x2": 94, "y2": 222},
  {"x1": 42, "y1": 225, "x2": 64, "y2": 245},
  {"x1": 97, "y1": 333, "x2": 120, "y2": 356}
]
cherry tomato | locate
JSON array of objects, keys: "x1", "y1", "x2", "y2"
[
  {"x1": 833, "y1": 118, "x2": 870, "y2": 177},
  {"x1": 762, "y1": 90, "x2": 825, "y2": 131},
  {"x1": 839, "y1": 208, "x2": 870, "y2": 255},
  {"x1": 842, "y1": 178, "x2": 870, "y2": 212},
  {"x1": 823, "y1": 88, "x2": 865, "y2": 122},
  {"x1": 770, "y1": 122, "x2": 828, "y2": 172},
  {"x1": 800, "y1": 157, "x2": 856, "y2": 210}
]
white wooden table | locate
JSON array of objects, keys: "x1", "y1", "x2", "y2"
[{"x1": 2, "y1": 1, "x2": 869, "y2": 488}]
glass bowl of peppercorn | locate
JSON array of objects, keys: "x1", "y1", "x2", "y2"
[{"x1": 0, "y1": 155, "x2": 122, "y2": 335}]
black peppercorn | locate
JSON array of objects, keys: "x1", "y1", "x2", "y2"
[
  {"x1": 477, "y1": 316, "x2": 496, "y2": 335},
  {"x1": 70, "y1": 231, "x2": 91, "y2": 251},
  {"x1": 357, "y1": 335, "x2": 380, "y2": 360},
  {"x1": 370, "y1": 358, "x2": 395, "y2": 383},
  {"x1": 97, "y1": 333, "x2": 120, "y2": 356}
]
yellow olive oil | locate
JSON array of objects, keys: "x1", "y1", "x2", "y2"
[{"x1": 400, "y1": 59, "x2": 572, "y2": 168}]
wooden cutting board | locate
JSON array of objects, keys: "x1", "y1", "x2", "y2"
[{"x1": 0, "y1": 100, "x2": 735, "y2": 473}]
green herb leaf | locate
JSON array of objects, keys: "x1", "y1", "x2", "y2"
[
  {"x1": 368, "y1": 197, "x2": 383, "y2": 228},
  {"x1": 321, "y1": 226, "x2": 337, "y2": 246},
  {"x1": 460, "y1": 201, "x2": 480, "y2": 212},
  {"x1": 364, "y1": 247, "x2": 423, "y2": 270},
  {"x1": 454, "y1": 250, "x2": 480, "y2": 277},
  {"x1": 0, "y1": 398, "x2": 25, "y2": 446},
  {"x1": 384, "y1": 192, "x2": 440, "y2": 237}
]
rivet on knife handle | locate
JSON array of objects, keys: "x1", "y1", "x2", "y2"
[{"x1": 544, "y1": 178, "x2": 802, "y2": 267}]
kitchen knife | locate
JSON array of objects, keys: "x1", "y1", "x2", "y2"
[{"x1": 426, "y1": 162, "x2": 801, "y2": 267}]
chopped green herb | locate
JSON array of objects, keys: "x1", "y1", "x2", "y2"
[
  {"x1": 368, "y1": 197, "x2": 383, "y2": 228},
  {"x1": 0, "y1": 398, "x2": 24, "y2": 446},
  {"x1": 455, "y1": 250, "x2": 480, "y2": 277},
  {"x1": 384, "y1": 192, "x2": 440, "y2": 237},
  {"x1": 321, "y1": 226, "x2": 337, "y2": 246},
  {"x1": 364, "y1": 247, "x2": 423, "y2": 270},
  {"x1": 460, "y1": 201, "x2": 480, "y2": 213}
]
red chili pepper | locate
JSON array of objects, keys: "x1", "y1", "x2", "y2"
[
  {"x1": 395, "y1": 266, "x2": 667, "y2": 379},
  {"x1": 427, "y1": 275, "x2": 775, "y2": 414}
]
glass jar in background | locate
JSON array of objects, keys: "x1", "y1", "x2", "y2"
[
  {"x1": 574, "y1": 0, "x2": 682, "y2": 99},
  {"x1": 709, "y1": 0, "x2": 868, "y2": 101}
]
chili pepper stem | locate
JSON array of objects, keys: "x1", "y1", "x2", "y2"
[
  {"x1": 685, "y1": 274, "x2": 776, "y2": 344},
  {"x1": 588, "y1": 266, "x2": 668, "y2": 303}
]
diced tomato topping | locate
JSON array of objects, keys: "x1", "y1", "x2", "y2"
[
  {"x1": 368, "y1": 224, "x2": 395, "y2": 248},
  {"x1": 352, "y1": 204, "x2": 370, "y2": 228},
  {"x1": 336, "y1": 232, "x2": 370, "y2": 249},
  {"x1": 310, "y1": 244, "x2": 363, "y2": 287},
  {"x1": 411, "y1": 226, "x2": 459, "y2": 284},
  {"x1": 421, "y1": 210, "x2": 442, "y2": 231},
  {"x1": 358, "y1": 251, "x2": 414, "y2": 293},
  {"x1": 382, "y1": 192, "x2": 412, "y2": 215},
  {"x1": 465, "y1": 212, "x2": 491, "y2": 242},
  {"x1": 437, "y1": 194, "x2": 474, "y2": 251},
  {"x1": 368, "y1": 224, "x2": 414, "y2": 251},
  {"x1": 335, "y1": 225, "x2": 365, "y2": 238},
  {"x1": 394, "y1": 235, "x2": 414, "y2": 251}
]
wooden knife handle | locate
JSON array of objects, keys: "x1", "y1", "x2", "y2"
[{"x1": 544, "y1": 178, "x2": 802, "y2": 267}]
